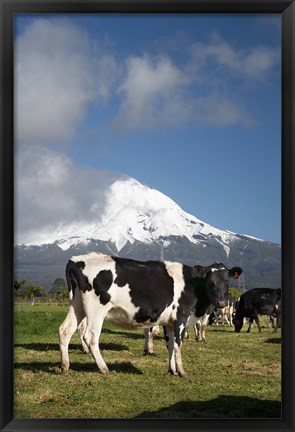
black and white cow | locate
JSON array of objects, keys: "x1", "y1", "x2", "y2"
[
  {"x1": 234, "y1": 288, "x2": 281, "y2": 333},
  {"x1": 59, "y1": 252, "x2": 242, "y2": 377},
  {"x1": 142, "y1": 264, "x2": 227, "y2": 354}
]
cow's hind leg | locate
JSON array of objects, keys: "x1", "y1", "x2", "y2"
[
  {"x1": 163, "y1": 326, "x2": 177, "y2": 375},
  {"x1": 144, "y1": 326, "x2": 160, "y2": 355},
  {"x1": 59, "y1": 291, "x2": 85, "y2": 373},
  {"x1": 83, "y1": 306, "x2": 111, "y2": 375},
  {"x1": 247, "y1": 317, "x2": 254, "y2": 333}
]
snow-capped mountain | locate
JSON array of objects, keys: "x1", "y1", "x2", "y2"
[
  {"x1": 23, "y1": 177, "x2": 255, "y2": 256},
  {"x1": 15, "y1": 177, "x2": 281, "y2": 290}
]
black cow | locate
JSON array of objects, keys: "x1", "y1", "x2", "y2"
[
  {"x1": 59, "y1": 252, "x2": 242, "y2": 377},
  {"x1": 234, "y1": 288, "x2": 281, "y2": 333},
  {"x1": 274, "y1": 299, "x2": 282, "y2": 332}
]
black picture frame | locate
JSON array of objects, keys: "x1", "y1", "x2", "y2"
[{"x1": 1, "y1": 0, "x2": 294, "y2": 431}]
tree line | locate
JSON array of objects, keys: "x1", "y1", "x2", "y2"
[
  {"x1": 14, "y1": 278, "x2": 243, "y2": 303},
  {"x1": 14, "y1": 277, "x2": 68, "y2": 302}
]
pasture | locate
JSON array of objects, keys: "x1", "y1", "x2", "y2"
[{"x1": 14, "y1": 303, "x2": 281, "y2": 419}]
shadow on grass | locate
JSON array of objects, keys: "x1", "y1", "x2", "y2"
[
  {"x1": 208, "y1": 327, "x2": 234, "y2": 333},
  {"x1": 265, "y1": 337, "x2": 281, "y2": 344},
  {"x1": 134, "y1": 395, "x2": 281, "y2": 419},
  {"x1": 102, "y1": 328, "x2": 146, "y2": 340},
  {"x1": 14, "y1": 360, "x2": 143, "y2": 375},
  {"x1": 14, "y1": 342, "x2": 129, "y2": 352}
]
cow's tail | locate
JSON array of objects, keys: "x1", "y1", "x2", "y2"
[{"x1": 65, "y1": 260, "x2": 78, "y2": 301}]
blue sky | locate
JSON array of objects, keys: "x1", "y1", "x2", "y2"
[{"x1": 14, "y1": 13, "x2": 281, "y2": 244}]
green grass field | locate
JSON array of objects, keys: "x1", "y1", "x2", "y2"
[{"x1": 14, "y1": 303, "x2": 281, "y2": 419}]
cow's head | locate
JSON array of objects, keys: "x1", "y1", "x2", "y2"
[
  {"x1": 193, "y1": 263, "x2": 243, "y2": 308},
  {"x1": 232, "y1": 297, "x2": 244, "y2": 332},
  {"x1": 233, "y1": 316, "x2": 244, "y2": 332}
]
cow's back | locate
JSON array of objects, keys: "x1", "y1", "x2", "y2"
[
  {"x1": 68, "y1": 252, "x2": 187, "y2": 328},
  {"x1": 238, "y1": 288, "x2": 281, "y2": 317}
]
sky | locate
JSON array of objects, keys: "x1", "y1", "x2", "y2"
[{"x1": 14, "y1": 13, "x2": 281, "y2": 245}]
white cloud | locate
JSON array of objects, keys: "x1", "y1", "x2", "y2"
[
  {"x1": 114, "y1": 51, "x2": 254, "y2": 132},
  {"x1": 242, "y1": 46, "x2": 279, "y2": 77},
  {"x1": 14, "y1": 146, "x2": 122, "y2": 244},
  {"x1": 14, "y1": 18, "x2": 121, "y2": 244},
  {"x1": 189, "y1": 33, "x2": 280, "y2": 80},
  {"x1": 15, "y1": 18, "x2": 117, "y2": 145},
  {"x1": 112, "y1": 33, "x2": 279, "y2": 132},
  {"x1": 198, "y1": 93, "x2": 253, "y2": 126},
  {"x1": 115, "y1": 54, "x2": 190, "y2": 131}
]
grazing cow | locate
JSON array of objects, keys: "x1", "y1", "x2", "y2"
[
  {"x1": 59, "y1": 252, "x2": 242, "y2": 377},
  {"x1": 234, "y1": 288, "x2": 281, "y2": 333},
  {"x1": 208, "y1": 292, "x2": 235, "y2": 326},
  {"x1": 192, "y1": 304, "x2": 215, "y2": 342}
]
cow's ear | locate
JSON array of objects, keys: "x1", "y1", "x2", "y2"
[
  {"x1": 191, "y1": 265, "x2": 207, "y2": 278},
  {"x1": 229, "y1": 267, "x2": 243, "y2": 279}
]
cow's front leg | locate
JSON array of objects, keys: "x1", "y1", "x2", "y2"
[
  {"x1": 193, "y1": 322, "x2": 203, "y2": 342},
  {"x1": 253, "y1": 313, "x2": 261, "y2": 332},
  {"x1": 78, "y1": 317, "x2": 90, "y2": 354}
]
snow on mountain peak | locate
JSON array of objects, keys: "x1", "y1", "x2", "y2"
[
  {"x1": 70, "y1": 177, "x2": 236, "y2": 253},
  {"x1": 24, "y1": 176, "x2": 240, "y2": 254}
]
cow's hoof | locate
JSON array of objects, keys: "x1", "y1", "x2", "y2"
[
  {"x1": 178, "y1": 371, "x2": 187, "y2": 378},
  {"x1": 143, "y1": 350, "x2": 156, "y2": 356}
]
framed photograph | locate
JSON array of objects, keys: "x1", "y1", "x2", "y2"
[{"x1": 1, "y1": 1, "x2": 294, "y2": 431}]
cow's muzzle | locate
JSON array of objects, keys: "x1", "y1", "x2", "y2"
[{"x1": 215, "y1": 300, "x2": 227, "y2": 308}]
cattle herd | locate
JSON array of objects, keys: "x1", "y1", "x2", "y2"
[{"x1": 58, "y1": 252, "x2": 281, "y2": 377}]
